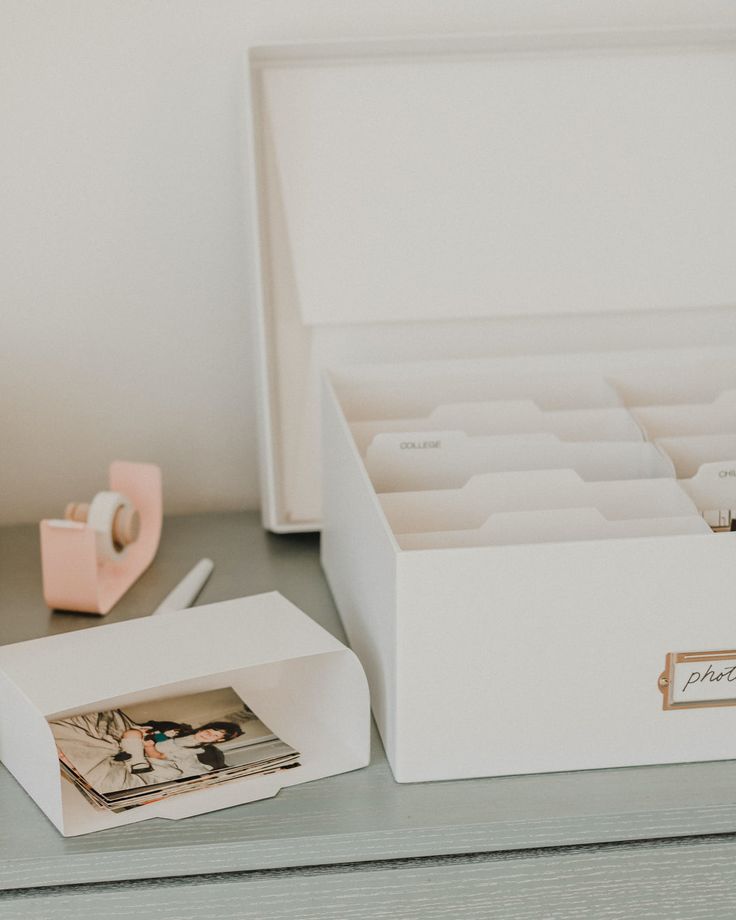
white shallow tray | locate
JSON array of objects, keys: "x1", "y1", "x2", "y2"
[{"x1": 0, "y1": 592, "x2": 369, "y2": 836}]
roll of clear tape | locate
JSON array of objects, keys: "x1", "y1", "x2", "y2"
[{"x1": 87, "y1": 491, "x2": 136, "y2": 561}]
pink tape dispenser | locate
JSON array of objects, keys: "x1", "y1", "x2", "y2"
[{"x1": 40, "y1": 461, "x2": 162, "y2": 615}]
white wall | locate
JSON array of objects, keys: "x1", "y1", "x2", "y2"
[{"x1": 1, "y1": 0, "x2": 731, "y2": 524}]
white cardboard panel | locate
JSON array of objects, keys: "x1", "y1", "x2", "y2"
[
  {"x1": 657, "y1": 434, "x2": 736, "y2": 478},
  {"x1": 380, "y1": 473, "x2": 699, "y2": 534},
  {"x1": 320, "y1": 378, "x2": 401, "y2": 766},
  {"x1": 365, "y1": 432, "x2": 674, "y2": 493},
  {"x1": 260, "y1": 43, "x2": 736, "y2": 327},
  {"x1": 351, "y1": 403, "x2": 643, "y2": 454},
  {"x1": 391, "y1": 535, "x2": 736, "y2": 780},
  {"x1": 609, "y1": 364, "x2": 736, "y2": 407},
  {"x1": 633, "y1": 390, "x2": 736, "y2": 439},
  {"x1": 397, "y1": 509, "x2": 710, "y2": 550}
]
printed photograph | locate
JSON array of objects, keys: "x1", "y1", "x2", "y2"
[{"x1": 50, "y1": 687, "x2": 300, "y2": 812}]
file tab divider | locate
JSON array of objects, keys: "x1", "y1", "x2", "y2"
[
  {"x1": 397, "y1": 507, "x2": 711, "y2": 550},
  {"x1": 632, "y1": 389, "x2": 736, "y2": 439},
  {"x1": 366, "y1": 431, "x2": 676, "y2": 494},
  {"x1": 656, "y1": 434, "x2": 736, "y2": 480},
  {"x1": 339, "y1": 370, "x2": 624, "y2": 423},
  {"x1": 380, "y1": 471, "x2": 701, "y2": 535},
  {"x1": 351, "y1": 402, "x2": 644, "y2": 454},
  {"x1": 655, "y1": 435, "x2": 736, "y2": 530},
  {"x1": 609, "y1": 365, "x2": 736, "y2": 409}
]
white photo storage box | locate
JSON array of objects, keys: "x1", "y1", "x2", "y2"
[{"x1": 247, "y1": 10, "x2": 736, "y2": 781}]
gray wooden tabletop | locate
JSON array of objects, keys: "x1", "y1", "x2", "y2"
[{"x1": 2, "y1": 512, "x2": 736, "y2": 918}]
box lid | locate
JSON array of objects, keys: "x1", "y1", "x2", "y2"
[{"x1": 247, "y1": 11, "x2": 736, "y2": 531}]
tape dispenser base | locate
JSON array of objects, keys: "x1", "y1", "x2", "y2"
[{"x1": 39, "y1": 461, "x2": 163, "y2": 615}]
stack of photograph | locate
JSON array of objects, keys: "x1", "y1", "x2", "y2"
[{"x1": 50, "y1": 687, "x2": 300, "y2": 813}]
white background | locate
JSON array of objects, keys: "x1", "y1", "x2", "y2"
[{"x1": 1, "y1": 0, "x2": 731, "y2": 524}]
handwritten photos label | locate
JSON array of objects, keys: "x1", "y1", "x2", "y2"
[{"x1": 659, "y1": 651, "x2": 736, "y2": 710}]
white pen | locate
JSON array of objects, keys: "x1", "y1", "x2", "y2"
[{"x1": 151, "y1": 558, "x2": 214, "y2": 616}]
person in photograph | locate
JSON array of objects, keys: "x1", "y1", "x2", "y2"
[
  {"x1": 116, "y1": 721, "x2": 242, "y2": 776},
  {"x1": 50, "y1": 709, "x2": 242, "y2": 793}
]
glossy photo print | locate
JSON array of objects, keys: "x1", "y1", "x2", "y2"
[{"x1": 50, "y1": 687, "x2": 300, "y2": 812}]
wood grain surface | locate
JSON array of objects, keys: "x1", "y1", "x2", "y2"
[{"x1": 3, "y1": 835, "x2": 736, "y2": 920}]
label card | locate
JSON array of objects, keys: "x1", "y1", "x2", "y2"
[{"x1": 659, "y1": 651, "x2": 736, "y2": 710}]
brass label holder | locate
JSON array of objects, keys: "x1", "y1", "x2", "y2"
[{"x1": 659, "y1": 650, "x2": 736, "y2": 711}]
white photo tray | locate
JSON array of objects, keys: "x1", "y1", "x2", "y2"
[{"x1": 0, "y1": 593, "x2": 370, "y2": 836}]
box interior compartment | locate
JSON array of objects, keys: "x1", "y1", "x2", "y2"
[{"x1": 329, "y1": 347, "x2": 736, "y2": 548}]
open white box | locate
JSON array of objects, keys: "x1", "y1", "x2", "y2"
[
  {"x1": 0, "y1": 593, "x2": 369, "y2": 835},
  {"x1": 247, "y1": 11, "x2": 736, "y2": 780}
]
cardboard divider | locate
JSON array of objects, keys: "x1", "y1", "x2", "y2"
[
  {"x1": 380, "y1": 472, "x2": 701, "y2": 536},
  {"x1": 656, "y1": 434, "x2": 736, "y2": 480},
  {"x1": 654, "y1": 435, "x2": 736, "y2": 524},
  {"x1": 397, "y1": 508, "x2": 711, "y2": 550},
  {"x1": 338, "y1": 370, "x2": 623, "y2": 423},
  {"x1": 0, "y1": 593, "x2": 370, "y2": 837},
  {"x1": 608, "y1": 365, "x2": 736, "y2": 408},
  {"x1": 365, "y1": 432, "x2": 675, "y2": 494},
  {"x1": 350, "y1": 402, "x2": 644, "y2": 455},
  {"x1": 632, "y1": 390, "x2": 736, "y2": 439}
]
